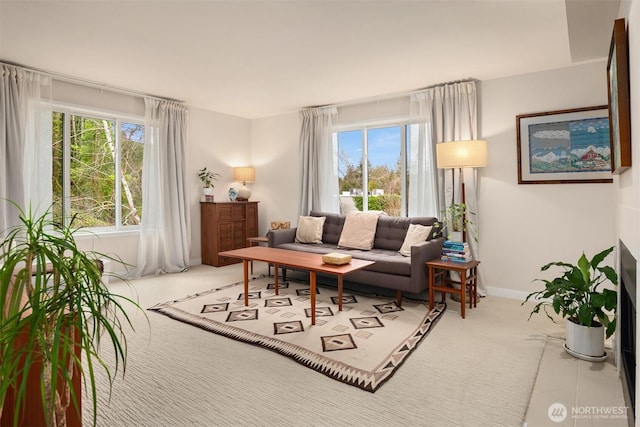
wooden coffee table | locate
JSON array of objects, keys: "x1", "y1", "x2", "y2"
[{"x1": 218, "y1": 246, "x2": 374, "y2": 325}]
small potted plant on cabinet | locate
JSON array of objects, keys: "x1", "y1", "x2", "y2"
[
  {"x1": 197, "y1": 167, "x2": 221, "y2": 198},
  {"x1": 523, "y1": 246, "x2": 617, "y2": 361}
]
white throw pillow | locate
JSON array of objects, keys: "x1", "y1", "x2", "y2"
[
  {"x1": 338, "y1": 212, "x2": 381, "y2": 250},
  {"x1": 295, "y1": 216, "x2": 326, "y2": 244},
  {"x1": 398, "y1": 224, "x2": 433, "y2": 257}
]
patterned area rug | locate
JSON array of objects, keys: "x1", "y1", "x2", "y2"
[{"x1": 149, "y1": 275, "x2": 446, "y2": 392}]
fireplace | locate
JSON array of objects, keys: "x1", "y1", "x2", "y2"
[{"x1": 620, "y1": 240, "x2": 636, "y2": 426}]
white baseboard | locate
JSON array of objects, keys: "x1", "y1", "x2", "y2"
[{"x1": 484, "y1": 286, "x2": 531, "y2": 301}]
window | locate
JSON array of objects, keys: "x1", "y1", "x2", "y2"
[
  {"x1": 52, "y1": 107, "x2": 144, "y2": 230},
  {"x1": 337, "y1": 123, "x2": 410, "y2": 216}
]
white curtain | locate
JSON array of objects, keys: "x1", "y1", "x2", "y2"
[
  {"x1": 130, "y1": 98, "x2": 190, "y2": 278},
  {"x1": 298, "y1": 106, "x2": 339, "y2": 215},
  {"x1": 408, "y1": 92, "x2": 439, "y2": 217},
  {"x1": 409, "y1": 81, "x2": 483, "y2": 292},
  {"x1": 0, "y1": 64, "x2": 52, "y2": 236}
]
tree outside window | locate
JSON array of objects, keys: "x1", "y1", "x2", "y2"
[
  {"x1": 52, "y1": 110, "x2": 144, "y2": 229},
  {"x1": 337, "y1": 125, "x2": 408, "y2": 216}
]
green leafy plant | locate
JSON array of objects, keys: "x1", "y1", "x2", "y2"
[
  {"x1": 432, "y1": 203, "x2": 477, "y2": 241},
  {"x1": 0, "y1": 202, "x2": 143, "y2": 427},
  {"x1": 197, "y1": 167, "x2": 221, "y2": 188},
  {"x1": 523, "y1": 246, "x2": 618, "y2": 338}
]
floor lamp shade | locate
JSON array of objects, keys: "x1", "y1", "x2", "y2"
[
  {"x1": 436, "y1": 140, "x2": 487, "y2": 243},
  {"x1": 436, "y1": 140, "x2": 488, "y2": 169},
  {"x1": 233, "y1": 166, "x2": 255, "y2": 200}
]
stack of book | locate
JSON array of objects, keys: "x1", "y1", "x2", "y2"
[{"x1": 441, "y1": 240, "x2": 472, "y2": 263}]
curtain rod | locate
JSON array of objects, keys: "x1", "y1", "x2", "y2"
[
  {"x1": 0, "y1": 60, "x2": 184, "y2": 104},
  {"x1": 308, "y1": 77, "x2": 477, "y2": 110}
]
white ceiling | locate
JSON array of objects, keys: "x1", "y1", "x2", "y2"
[{"x1": 0, "y1": 0, "x2": 621, "y2": 119}]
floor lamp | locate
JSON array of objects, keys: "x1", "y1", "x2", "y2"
[{"x1": 436, "y1": 140, "x2": 488, "y2": 242}]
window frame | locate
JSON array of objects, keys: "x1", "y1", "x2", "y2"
[
  {"x1": 335, "y1": 118, "x2": 410, "y2": 216},
  {"x1": 52, "y1": 102, "x2": 144, "y2": 234}
]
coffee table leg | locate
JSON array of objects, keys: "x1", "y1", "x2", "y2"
[
  {"x1": 274, "y1": 263, "x2": 279, "y2": 295},
  {"x1": 310, "y1": 271, "x2": 317, "y2": 325},
  {"x1": 338, "y1": 275, "x2": 343, "y2": 311},
  {"x1": 243, "y1": 259, "x2": 249, "y2": 306}
]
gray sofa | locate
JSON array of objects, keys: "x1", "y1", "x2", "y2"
[{"x1": 267, "y1": 211, "x2": 444, "y2": 304}]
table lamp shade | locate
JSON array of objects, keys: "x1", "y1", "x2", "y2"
[
  {"x1": 233, "y1": 166, "x2": 255, "y2": 184},
  {"x1": 233, "y1": 166, "x2": 255, "y2": 200},
  {"x1": 436, "y1": 140, "x2": 488, "y2": 169}
]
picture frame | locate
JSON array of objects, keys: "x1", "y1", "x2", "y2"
[
  {"x1": 607, "y1": 18, "x2": 631, "y2": 174},
  {"x1": 516, "y1": 106, "x2": 613, "y2": 184}
]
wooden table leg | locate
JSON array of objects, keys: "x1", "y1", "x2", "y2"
[
  {"x1": 472, "y1": 266, "x2": 477, "y2": 308},
  {"x1": 310, "y1": 271, "x2": 317, "y2": 325},
  {"x1": 428, "y1": 266, "x2": 434, "y2": 310},
  {"x1": 243, "y1": 259, "x2": 249, "y2": 306},
  {"x1": 273, "y1": 263, "x2": 279, "y2": 295},
  {"x1": 338, "y1": 275, "x2": 343, "y2": 311},
  {"x1": 460, "y1": 269, "x2": 466, "y2": 319}
]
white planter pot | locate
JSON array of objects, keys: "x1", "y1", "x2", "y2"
[
  {"x1": 565, "y1": 318, "x2": 606, "y2": 361},
  {"x1": 447, "y1": 231, "x2": 463, "y2": 242},
  {"x1": 202, "y1": 187, "x2": 214, "y2": 196}
]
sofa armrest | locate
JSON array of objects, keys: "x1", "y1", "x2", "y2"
[
  {"x1": 268, "y1": 228, "x2": 297, "y2": 247},
  {"x1": 409, "y1": 237, "x2": 445, "y2": 292}
]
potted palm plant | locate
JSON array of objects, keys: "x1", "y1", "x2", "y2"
[
  {"x1": 523, "y1": 246, "x2": 617, "y2": 361},
  {"x1": 197, "y1": 167, "x2": 221, "y2": 197},
  {"x1": 0, "y1": 203, "x2": 142, "y2": 426}
]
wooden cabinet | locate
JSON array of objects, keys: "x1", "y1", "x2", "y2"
[{"x1": 201, "y1": 201, "x2": 259, "y2": 267}]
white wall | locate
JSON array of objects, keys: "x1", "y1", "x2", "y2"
[
  {"x1": 479, "y1": 61, "x2": 615, "y2": 299},
  {"x1": 617, "y1": 1, "x2": 639, "y2": 270},
  {"x1": 250, "y1": 112, "x2": 301, "y2": 235}
]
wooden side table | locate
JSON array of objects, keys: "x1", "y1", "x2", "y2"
[
  {"x1": 426, "y1": 259, "x2": 480, "y2": 319},
  {"x1": 247, "y1": 236, "x2": 269, "y2": 275}
]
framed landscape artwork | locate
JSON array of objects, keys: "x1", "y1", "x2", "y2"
[
  {"x1": 516, "y1": 106, "x2": 613, "y2": 184},
  {"x1": 607, "y1": 18, "x2": 631, "y2": 174}
]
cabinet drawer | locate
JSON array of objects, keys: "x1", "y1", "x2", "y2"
[{"x1": 217, "y1": 204, "x2": 246, "y2": 220}]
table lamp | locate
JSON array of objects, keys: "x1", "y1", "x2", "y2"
[{"x1": 233, "y1": 166, "x2": 255, "y2": 201}]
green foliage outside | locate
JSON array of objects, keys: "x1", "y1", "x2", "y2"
[
  {"x1": 352, "y1": 194, "x2": 401, "y2": 215},
  {"x1": 52, "y1": 112, "x2": 144, "y2": 228},
  {"x1": 339, "y1": 147, "x2": 403, "y2": 216}
]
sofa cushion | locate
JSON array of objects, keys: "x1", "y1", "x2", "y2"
[
  {"x1": 295, "y1": 216, "x2": 326, "y2": 244},
  {"x1": 338, "y1": 212, "x2": 381, "y2": 250},
  {"x1": 410, "y1": 217, "x2": 441, "y2": 240},
  {"x1": 310, "y1": 211, "x2": 345, "y2": 245},
  {"x1": 398, "y1": 224, "x2": 433, "y2": 256},
  {"x1": 373, "y1": 216, "x2": 411, "y2": 251}
]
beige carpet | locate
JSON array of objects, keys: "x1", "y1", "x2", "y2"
[
  {"x1": 84, "y1": 264, "x2": 563, "y2": 427},
  {"x1": 148, "y1": 275, "x2": 446, "y2": 392}
]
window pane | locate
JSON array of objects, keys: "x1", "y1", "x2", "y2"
[
  {"x1": 120, "y1": 122, "x2": 144, "y2": 225},
  {"x1": 338, "y1": 130, "x2": 363, "y2": 213},
  {"x1": 367, "y1": 126, "x2": 401, "y2": 216},
  {"x1": 52, "y1": 112, "x2": 64, "y2": 225},
  {"x1": 69, "y1": 115, "x2": 116, "y2": 228}
]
